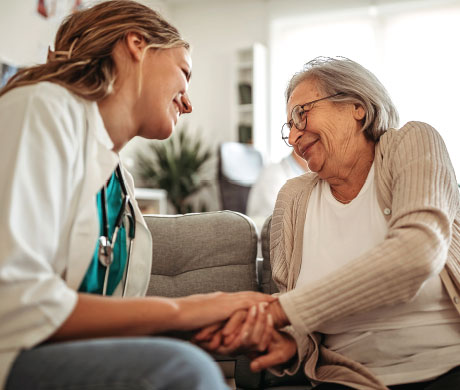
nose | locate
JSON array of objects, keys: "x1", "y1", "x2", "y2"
[
  {"x1": 288, "y1": 123, "x2": 304, "y2": 146},
  {"x1": 180, "y1": 93, "x2": 192, "y2": 114}
]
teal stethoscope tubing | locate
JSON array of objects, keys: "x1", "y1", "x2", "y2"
[{"x1": 98, "y1": 165, "x2": 136, "y2": 296}]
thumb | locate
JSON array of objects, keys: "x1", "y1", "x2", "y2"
[{"x1": 250, "y1": 350, "x2": 286, "y2": 372}]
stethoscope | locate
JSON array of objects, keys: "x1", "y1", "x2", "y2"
[{"x1": 97, "y1": 164, "x2": 136, "y2": 296}]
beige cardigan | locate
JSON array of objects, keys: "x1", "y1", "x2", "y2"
[{"x1": 270, "y1": 121, "x2": 460, "y2": 390}]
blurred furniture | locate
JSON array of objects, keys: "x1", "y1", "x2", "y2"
[
  {"x1": 234, "y1": 43, "x2": 268, "y2": 152},
  {"x1": 218, "y1": 142, "x2": 263, "y2": 214},
  {"x1": 134, "y1": 187, "x2": 167, "y2": 214},
  {"x1": 143, "y1": 211, "x2": 312, "y2": 389}
]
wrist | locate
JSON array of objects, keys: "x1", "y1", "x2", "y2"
[
  {"x1": 160, "y1": 297, "x2": 182, "y2": 330},
  {"x1": 269, "y1": 300, "x2": 290, "y2": 328}
]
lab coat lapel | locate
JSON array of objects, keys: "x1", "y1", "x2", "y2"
[{"x1": 66, "y1": 101, "x2": 119, "y2": 290}]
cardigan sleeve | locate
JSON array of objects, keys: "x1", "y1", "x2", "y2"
[
  {"x1": 278, "y1": 121, "x2": 460, "y2": 336},
  {"x1": 269, "y1": 179, "x2": 315, "y2": 375}
]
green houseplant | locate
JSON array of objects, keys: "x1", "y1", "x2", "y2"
[{"x1": 136, "y1": 127, "x2": 211, "y2": 214}]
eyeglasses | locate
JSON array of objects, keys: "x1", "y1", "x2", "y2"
[{"x1": 281, "y1": 93, "x2": 343, "y2": 147}]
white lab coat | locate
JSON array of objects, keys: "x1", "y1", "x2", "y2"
[{"x1": 0, "y1": 82, "x2": 152, "y2": 387}]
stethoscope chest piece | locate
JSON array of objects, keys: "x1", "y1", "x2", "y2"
[{"x1": 98, "y1": 236, "x2": 113, "y2": 267}]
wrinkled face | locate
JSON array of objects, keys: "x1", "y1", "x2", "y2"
[
  {"x1": 137, "y1": 46, "x2": 192, "y2": 140},
  {"x1": 287, "y1": 79, "x2": 365, "y2": 180}
]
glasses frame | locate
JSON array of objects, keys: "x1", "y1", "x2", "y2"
[{"x1": 281, "y1": 92, "x2": 343, "y2": 147}]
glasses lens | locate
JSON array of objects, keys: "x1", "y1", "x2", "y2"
[
  {"x1": 292, "y1": 106, "x2": 306, "y2": 130},
  {"x1": 281, "y1": 123, "x2": 293, "y2": 147}
]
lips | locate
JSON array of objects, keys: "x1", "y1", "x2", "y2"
[{"x1": 301, "y1": 139, "x2": 319, "y2": 157}]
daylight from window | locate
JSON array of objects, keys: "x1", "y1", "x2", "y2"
[{"x1": 270, "y1": 1, "x2": 460, "y2": 179}]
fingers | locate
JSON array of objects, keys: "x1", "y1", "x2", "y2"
[
  {"x1": 258, "y1": 313, "x2": 273, "y2": 352},
  {"x1": 195, "y1": 339, "x2": 233, "y2": 356},
  {"x1": 245, "y1": 302, "x2": 268, "y2": 346},
  {"x1": 226, "y1": 302, "x2": 273, "y2": 353},
  {"x1": 222, "y1": 305, "x2": 257, "y2": 353},
  {"x1": 250, "y1": 350, "x2": 286, "y2": 372},
  {"x1": 222, "y1": 309, "x2": 247, "y2": 337},
  {"x1": 250, "y1": 331, "x2": 297, "y2": 372},
  {"x1": 208, "y1": 330, "x2": 223, "y2": 350},
  {"x1": 239, "y1": 305, "x2": 258, "y2": 345},
  {"x1": 194, "y1": 322, "x2": 223, "y2": 341}
]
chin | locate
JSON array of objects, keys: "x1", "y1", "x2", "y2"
[
  {"x1": 306, "y1": 160, "x2": 321, "y2": 173},
  {"x1": 143, "y1": 123, "x2": 174, "y2": 140}
]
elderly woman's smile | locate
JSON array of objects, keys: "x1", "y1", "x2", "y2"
[{"x1": 287, "y1": 78, "x2": 370, "y2": 185}]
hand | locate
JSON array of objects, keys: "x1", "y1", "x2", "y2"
[
  {"x1": 173, "y1": 291, "x2": 276, "y2": 331},
  {"x1": 194, "y1": 302, "x2": 274, "y2": 356},
  {"x1": 193, "y1": 308, "x2": 248, "y2": 344},
  {"x1": 267, "y1": 300, "x2": 290, "y2": 329},
  {"x1": 212, "y1": 299, "x2": 288, "y2": 344},
  {"x1": 249, "y1": 330, "x2": 297, "y2": 372}
]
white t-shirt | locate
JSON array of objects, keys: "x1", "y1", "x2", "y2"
[{"x1": 297, "y1": 163, "x2": 460, "y2": 385}]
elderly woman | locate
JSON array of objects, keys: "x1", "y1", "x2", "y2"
[{"x1": 197, "y1": 57, "x2": 460, "y2": 390}]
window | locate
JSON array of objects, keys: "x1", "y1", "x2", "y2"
[{"x1": 269, "y1": 1, "x2": 460, "y2": 178}]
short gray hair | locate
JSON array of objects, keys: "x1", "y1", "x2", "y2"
[{"x1": 285, "y1": 57, "x2": 399, "y2": 141}]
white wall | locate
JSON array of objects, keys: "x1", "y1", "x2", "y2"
[
  {"x1": 140, "y1": 0, "x2": 270, "y2": 211},
  {"x1": 167, "y1": 0, "x2": 268, "y2": 149},
  {"x1": 0, "y1": 0, "x2": 61, "y2": 66},
  {"x1": 3, "y1": 0, "x2": 456, "y2": 211},
  {"x1": 0, "y1": 0, "x2": 169, "y2": 66}
]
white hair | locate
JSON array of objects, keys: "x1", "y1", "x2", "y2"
[{"x1": 286, "y1": 56, "x2": 399, "y2": 141}]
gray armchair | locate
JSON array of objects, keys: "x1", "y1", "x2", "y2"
[
  {"x1": 143, "y1": 211, "x2": 262, "y2": 389},
  {"x1": 143, "y1": 211, "x2": 311, "y2": 390}
]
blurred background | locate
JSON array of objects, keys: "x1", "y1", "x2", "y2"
[{"x1": 1, "y1": 0, "x2": 459, "y2": 214}]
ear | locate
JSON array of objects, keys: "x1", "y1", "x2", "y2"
[
  {"x1": 125, "y1": 31, "x2": 147, "y2": 62},
  {"x1": 352, "y1": 103, "x2": 365, "y2": 121}
]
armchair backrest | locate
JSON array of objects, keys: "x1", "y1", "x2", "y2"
[{"x1": 143, "y1": 211, "x2": 259, "y2": 297}]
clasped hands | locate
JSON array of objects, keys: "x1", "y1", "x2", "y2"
[{"x1": 193, "y1": 299, "x2": 297, "y2": 372}]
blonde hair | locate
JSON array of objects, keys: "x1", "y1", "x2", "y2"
[{"x1": 0, "y1": 0, "x2": 189, "y2": 100}]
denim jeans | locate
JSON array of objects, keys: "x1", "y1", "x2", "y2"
[{"x1": 5, "y1": 337, "x2": 229, "y2": 390}]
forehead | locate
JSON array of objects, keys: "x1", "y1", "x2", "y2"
[
  {"x1": 169, "y1": 46, "x2": 192, "y2": 69},
  {"x1": 287, "y1": 78, "x2": 322, "y2": 114}
]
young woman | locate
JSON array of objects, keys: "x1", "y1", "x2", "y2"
[{"x1": 0, "y1": 2, "x2": 273, "y2": 389}]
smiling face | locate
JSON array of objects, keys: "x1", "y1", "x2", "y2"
[
  {"x1": 287, "y1": 78, "x2": 368, "y2": 181},
  {"x1": 136, "y1": 46, "x2": 192, "y2": 140}
]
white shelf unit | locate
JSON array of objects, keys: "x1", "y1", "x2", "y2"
[
  {"x1": 134, "y1": 188, "x2": 168, "y2": 215},
  {"x1": 235, "y1": 43, "x2": 268, "y2": 156}
]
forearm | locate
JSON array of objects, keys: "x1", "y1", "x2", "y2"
[
  {"x1": 49, "y1": 290, "x2": 275, "y2": 342},
  {"x1": 49, "y1": 293, "x2": 180, "y2": 341}
]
